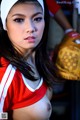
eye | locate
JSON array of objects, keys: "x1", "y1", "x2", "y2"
[
  {"x1": 13, "y1": 18, "x2": 24, "y2": 23},
  {"x1": 34, "y1": 17, "x2": 43, "y2": 22}
]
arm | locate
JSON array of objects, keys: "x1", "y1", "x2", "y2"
[
  {"x1": 53, "y1": 9, "x2": 73, "y2": 31},
  {"x1": 46, "y1": 0, "x2": 73, "y2": 32}
]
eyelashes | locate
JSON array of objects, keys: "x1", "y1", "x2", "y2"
[
  {"x1": 13, "y1": 16, "x2": 43, "y2": 24},
  {"x1": 13, "y1": 18, "x2": 24, "y2": 23}
]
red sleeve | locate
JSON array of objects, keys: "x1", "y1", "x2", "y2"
[{"x1": 46, "y1": 0, "x2": 61, "y2": 14}]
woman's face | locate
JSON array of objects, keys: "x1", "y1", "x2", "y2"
[{"x1": 6, "y1": 2, "x2": 45, "y2": 54}]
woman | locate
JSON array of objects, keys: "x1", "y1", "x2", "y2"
[{"x1": 0, "y1": 0, "x2": 57, "y2": 120}]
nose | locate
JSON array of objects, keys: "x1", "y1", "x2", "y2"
[{"x1": 25, "y1": 20, "x2": 36, "y2": 33}]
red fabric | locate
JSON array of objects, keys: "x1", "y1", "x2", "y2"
[
  {"x1": 67, "y1": 31, "x2": 80, "y2": 38},
  {"x1": 0, "y1": 57, "x2": 47, "y2": 112},
  {"x1": 46, "y1": 0, "x2": 61, "y2": 14}
]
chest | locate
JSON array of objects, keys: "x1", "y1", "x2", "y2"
[{"x1": 12, "y1": 94, "x2": 52, "y2": 120}]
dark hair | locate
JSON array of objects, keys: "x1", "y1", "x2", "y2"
[{"x1": 0, "y1": 0, "x2": 57, "y2": 87}]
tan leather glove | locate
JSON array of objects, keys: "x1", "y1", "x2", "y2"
[{"x1": 55, "y1": 31, "x2": 80, "y2": 80}]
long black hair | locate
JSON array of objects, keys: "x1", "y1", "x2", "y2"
[{"x1": 0, "y1": 0, "x2": 57, "y2": 87}]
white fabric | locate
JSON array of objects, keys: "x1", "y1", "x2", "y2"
[
  {"x1": 64, "y1": 28, "x2": 73, "y2": 34},
  {"x1": 0, "y1": 64, "x2": 13, "y2": 98},
  {"x1": 73, "y1": 0, "x2": 80, "y2": 14},
  {"x1": 1, "y1": 0, "x2": 44, "y2": 30},
  {"x1": 0, "y1": 64, "x2": 16, "y2": 112},
  {"x1": 22, "y1": 75, "x2": 43, "y2": 92}
]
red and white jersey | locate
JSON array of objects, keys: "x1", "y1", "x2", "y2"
[{"x1": 0, "y1": 57, "x2": 47, "y2": 112}]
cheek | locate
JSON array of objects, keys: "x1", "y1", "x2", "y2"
[
  {"x1": 6, "y1": 21, "x2": 21, "y2": 35},
  {"x1": 6, "y1": 24, "x2": 21, "y2": 40},
  {"x1": 7, "y1": 30, "x2": 16, "y2": 41},
  {"x1": 6, "y1": 28, "x2": 21, "y2": 45}
]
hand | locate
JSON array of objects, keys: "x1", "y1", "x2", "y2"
[
  {"x1": 64, "y1": 30, "x2": 80, "y2": 44},
  {"x1": 65, "y1": 28, "x2": 80, "y2": 39},
  {"x1": 66, "y1": 30, "x2": 80, "y2": 38}
]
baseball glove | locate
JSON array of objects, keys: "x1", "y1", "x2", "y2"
[{"x1": 55, "y1": 31, "x2": 80, "y2": 80}]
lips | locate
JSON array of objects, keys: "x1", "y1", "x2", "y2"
[{"x1": 24, "y1": 36, "x2": 35, "y2": 43}]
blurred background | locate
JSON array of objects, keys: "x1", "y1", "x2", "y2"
[{"x1": 47, "y1": 0, "x2": 80, "y2": 120}]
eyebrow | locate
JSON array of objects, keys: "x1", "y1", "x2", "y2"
[{"x1": 12, "y1": 12, "x2": 43, "y2": 17}]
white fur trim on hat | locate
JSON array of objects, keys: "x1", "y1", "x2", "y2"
[{"x1": 1, "y1": 0, "x2": 44, "y2": 30}]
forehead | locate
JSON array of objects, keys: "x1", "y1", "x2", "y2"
[
  {"x1": 9, "y1": 2, "x2": 43, "y2": 13},
  {"x1": 7, "y1": 2, "x2": 43, "y2": 18}
]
